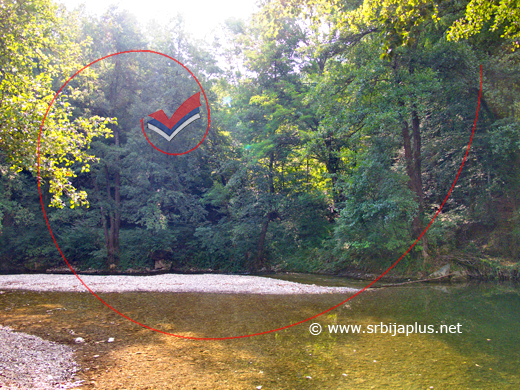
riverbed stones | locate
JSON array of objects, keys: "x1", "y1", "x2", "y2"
[
  {"x1": 0, "y1": 274, "x2": 358, "y2": 294},
  {"x1": 0, "y1": 325, "x2": 78, "y2": 389},
  {"x1": 154, "y1": 259, "x2": 172, "y2": 270},
  {"x1": 429, "y1": 264, "x2": 451, "y2": 278}
]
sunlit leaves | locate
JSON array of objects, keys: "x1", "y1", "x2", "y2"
[
  {"x1": 447, "y1": 0, "x2": 520, "y2": 50},
  {"x1": 0, "y1": 0, "x2": 113, "y2": 208}
]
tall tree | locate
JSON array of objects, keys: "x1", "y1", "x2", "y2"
[
  {"x1": 0, "y1": 0, "x2": 111, "y2": 209},
  {"x1": 72, "y1": 7, "x2": 147, "y2": 267}
]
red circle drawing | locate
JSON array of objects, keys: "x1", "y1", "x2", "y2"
[{"x1": 38, "y1": 54, "x2": 483, "y2": 340}]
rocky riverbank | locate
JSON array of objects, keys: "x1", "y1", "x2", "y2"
[
  {"x1": 0, "y1": 273, "x2": 359, "y2": 294},
  {"x1": 0, "y1": 326, "x2": 81, "y2": 389}
]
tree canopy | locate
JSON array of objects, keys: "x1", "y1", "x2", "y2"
[
  {"x1": 1, "y1": 0, "x2": 519, "y2": 279},
  {"x1": 0, "y1": 0, "x2": 113, "y2": 208}
]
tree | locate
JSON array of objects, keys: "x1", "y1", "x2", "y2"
[
  {"x1": 0, "y1": 0, "x2": 112, "y2": 210},
  {"x1": 343, "y1": 0, "x2": 520, "y2": 55},
  {"x1": 2, "y1": 0, "x2": 520, "y2": 275},
  {"x1": 220, "y1": 11, "x2": 305, "y2": 269},
  {"x1": 447, "y1": 0, "x2": 520, "y2": 50},
  {"x1": 282, "y1": 0, "x2": 492, "y2": 265},
  {"x1": 63, "y1": 8, "x2": 220, "y2": 270}
]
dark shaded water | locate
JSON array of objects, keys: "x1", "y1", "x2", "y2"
[{"x1": 1, "y1": 276, "x2": 519, "y2": 389}]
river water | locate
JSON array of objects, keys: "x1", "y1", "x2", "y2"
[{"x1": 0, "y1": 275, "x2": 519, "y2": 389}]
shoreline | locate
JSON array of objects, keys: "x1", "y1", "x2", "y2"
[
  {"x1": 0, "y1": 273, "x2": 359, "y2": 294},
  {"x1": 0, "y1": 325, "x2": 80, "y2": 390}
]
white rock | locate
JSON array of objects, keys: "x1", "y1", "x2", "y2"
[
  {"x1": 107, "y1": 337, "x2": 115, "y2": 343},
  {"x1": 74, "y1": 337, "x2": 85, "y2": 344}
]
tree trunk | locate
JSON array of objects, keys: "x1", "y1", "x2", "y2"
[
  {"x1": 102, "y1": 127, "x2": 121, "y2": 270},
  {"x1": 323, "y1": 132, "x2": 343, "y2": 208},
  {"x1": 113, "y1": 128, "x2": 121, "y2": 258},
  {"x1": 254, "y1": 218, "x2": 270, "y2": 271},
  {"x1": 411, "y1": 108, "x2": 429, "y2": 259},
  {"x1": 402, "y1": 111, "x2": 428, "y2": 260},
  {"x1": 253, "y1": 152, "x2": 275, "y2": 270},
  {"x1": 103, "y1": 165, "x2": 116, "y2": 268},
  {"x1": 406, "y1": 54, "x2": 429, "y2": 260}
]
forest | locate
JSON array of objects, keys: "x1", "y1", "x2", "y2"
[{"x1": 1, "y1": 0, "x2": 519, "y2": 279}]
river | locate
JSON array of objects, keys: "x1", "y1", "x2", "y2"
[{"x1": 0, "y1": 275, "x2": 518, "y2": 389}]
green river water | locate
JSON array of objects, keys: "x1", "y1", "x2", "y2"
[{"x1": 1, "y1": 275, "x2": 519, "y2": 389}]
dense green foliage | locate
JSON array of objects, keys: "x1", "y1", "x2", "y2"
[
  {"x1": 1, "y1": 0, "x2": 519, "y2": 278},
  {"x1": 0, "y1": 0, "x2": 113, "y2": 208}
]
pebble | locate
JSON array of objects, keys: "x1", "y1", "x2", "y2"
[
  {"x1": 0, "y1": 274, "x2": 359, "y2": 294},
  {"x1": 0, "y1": 325, "x2": 78, "y2": 389}
]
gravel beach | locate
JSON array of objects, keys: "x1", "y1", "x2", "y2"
[
  {"x1": 0, "y1": 273, "x2": 358, "y2": 294},
  {"x1": 0, "y1": 326, "x2": 80, "y2": 390}
]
